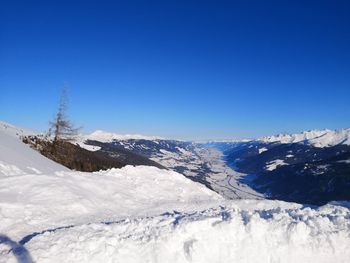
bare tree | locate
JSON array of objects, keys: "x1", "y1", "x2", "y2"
[{"x1": 49, "y1": 86, "x2": 80, "y2": 144}]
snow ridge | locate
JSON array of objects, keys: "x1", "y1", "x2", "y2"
[
  {"x1": 86, "y1": 130, "x2": 163, "y2": 142},
  {"x1": 259, "y1": 128, "x2": 350, "y2": 147},
  {"x1": 0, "y1": 121, "x2": 34, "y2": 139}
]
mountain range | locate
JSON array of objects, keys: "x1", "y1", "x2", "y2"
[
  {"x1": 76, "y1": 127, "x2": 350, "y2": 205},
  {"x1": 2, "y1": 121, "x2": 349, "y2": 205}
]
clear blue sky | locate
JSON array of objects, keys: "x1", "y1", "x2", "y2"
[{"x1": 1, "y1": 0, "x2": 349, "y2": 140}]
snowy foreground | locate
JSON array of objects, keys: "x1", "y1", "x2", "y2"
[
  {"x1": 1, "y1": 122, "x2": 350, "y2": 262},
  {"x1": 1, "y1": 166, "x2": 349, "y2": 263}
]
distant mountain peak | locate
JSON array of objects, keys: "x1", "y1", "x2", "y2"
[
  {"x1": 259, "y1": 128, "x2": 350, "y2": 147},
  {"x1": 87, "y1": 130, "x2": 163, "y2": 142}
]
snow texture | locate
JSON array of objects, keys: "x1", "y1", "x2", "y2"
[
  {"x1": 259, "y1": 128, "x2": 350, "y2": 148},
  {"x1": 258, "y1": 147, "x2": 268, "y2": 154},
  {"x1": 1, "y1": 199, "x2": 350, "y2": 263},
  {"x1": 0, "y1": 122, "x2": 68, "y2": 176},
  {"x1": 265, "y1": 159, "x2": 288, "y2": 171}
]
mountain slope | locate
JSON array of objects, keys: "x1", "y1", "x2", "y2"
[
  {"x1": 259, "y1": 128, "x2": 350, "y2": 147},
  {"x1": 0, "y1": 122, "x2": 69, "y2": 176},
  {"x1": 219, "y1": 129, "x2": 350, "y2": 205}
]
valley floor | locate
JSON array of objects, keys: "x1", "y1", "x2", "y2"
[{"x1": 193, "y1": 147, "x2": 264, "y2": 200}]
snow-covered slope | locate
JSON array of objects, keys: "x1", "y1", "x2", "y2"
[
  {"x1": 0, "y1": 122, "x2": 68, "y2": 176},
  {"x1": 259, "y1": 128, "x2": 350, "y2": 147},
  {"x1": 0, "y1": 166, "x2": 221, "y2": 241},
  {"x1": 309, "y1": 128, "x2": 350, "y2": 147},
  {"x1": 0, "y1": 121, "x2": 34, "y2": 139}
]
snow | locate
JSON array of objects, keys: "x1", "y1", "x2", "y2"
[
  {"x1": 0, "y1": 127, "x2": 68, "y2": 176},
  {"x1": 1, "y1": 121, "x2": 350, "y2": 262},
  {"x1": 24, "y1": 122, "x2": 350, "y2": 154},
  {"x1": 0, "y1": 121, "x2": 34, "y2": 139},
  {"x1": 0, "y1": 166, "x2": 221, "y2": 242},
  {"x1": 86, "y1": 130, "x2": 163, "y2": 142},
  {"x1": 2, "y1": 199, "x2": 350, "y2": 263},
  {"x1": 148, "y1": 145, "x2": 204, "y2": 176},
  {"x1": 265, "y1": 159, "x2": 288, "y2": 171},
  {"x1": 76, "y1": 142, "x2": 101, "y2": 151},
  {"x1": 258, "y1": 147, "x2": 268, "y2": 154},
  {"x1": 337, "y1": 159, "x2": 350, "y2": 164},
  {"x1": 176, "y1": 146, "x2": 193, "y2": 156},
  {"x1": 193, "y1": 147, "x2": 264, "y2": 200},
  {"x1": 309, "y1": 128, "x2": 350, "y2": 147},
  {"x1": 259, "y1": 128, "x2": 350, "y2": 148},
  {"x1": 74, "y1": 130, "x2": 165, "y2": 151},
  {"x1": 74, "y1": 135, "x2": 102, "y2": 151},
  {"x1": 73, "y1": 131, "x2": 163, "y2": 150},
  {"x1": 199, "y1": 139, "x2": 252, "y2": 143}
]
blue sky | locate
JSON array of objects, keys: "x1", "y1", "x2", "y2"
[{"x1": 1, "y1": 0, "x2": 349, "y2": 140}]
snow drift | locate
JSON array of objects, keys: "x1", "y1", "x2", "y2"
[{"x1": 2, "y1": 201, "x2": 350, "y2": 263}]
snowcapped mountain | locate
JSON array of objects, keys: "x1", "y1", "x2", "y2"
[
  {"x1": 259, "y1": 128, "x2": 350, "y2": 147},
  {"x1": 1, "y1": 122, "x2": 350, "y2": 262},
  {"x1": 86, "y1": 130, "x2": 163, "y2": 142}
]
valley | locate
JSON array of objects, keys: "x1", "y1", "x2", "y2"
[{"x1": 78, "y1": 128, "x2": 350, "y2": 205}]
